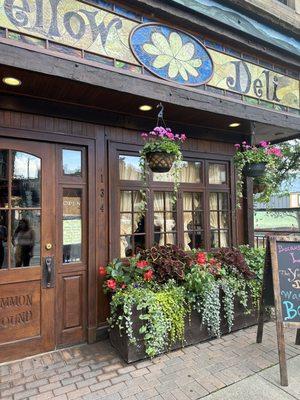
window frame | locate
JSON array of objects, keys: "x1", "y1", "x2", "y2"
[{"x1": 110, "y1": 142, "x2": 236, "y2": 258}]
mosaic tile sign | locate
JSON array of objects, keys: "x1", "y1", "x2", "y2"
[
  {"x1": 0, "y1": 0, "x2": 299, "y2": 109},
  {"x1": 208, "y1": 50, "x2": 299, "y2": 110},
  {"x1": 0, "y1": 0, "x2": 138, "y2": 64},
  {"x1": 131, "y1": 24, "x2": 213, "y2": 85}
]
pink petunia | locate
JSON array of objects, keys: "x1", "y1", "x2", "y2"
[
  {"x1": 234, "y1": 144, "x2": 241, "y2": 148},
  {"x1": 259, "y1": 141, "x2": 268, "y2": 148}
]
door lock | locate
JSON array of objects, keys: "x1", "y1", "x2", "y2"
[{"x1": 45, "y1": 243, "x2": 52, "y2": 250}]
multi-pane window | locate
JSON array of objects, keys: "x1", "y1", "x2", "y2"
[
  {"x1": 153, "y1": 192, "x2": 176, "y2": 246},
  {"x1": 183, "y1": 193, "x2": 204, "y2": 251},
  {"x1": 120, "y1": 190, "x2": 145, "y2": 257},
  {"x1": 116, "y1": 150, "x2": 232, "y2": 256},
  {"x1": 209, "y1": 192, "x2": 230, "y2": 248},
  {"x1": 0, "y1": 150, "x2": 41, "y2": 269}
]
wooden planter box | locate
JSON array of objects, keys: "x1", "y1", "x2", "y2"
[{"x1": 109, "y1": 300, "x2": 259, "y2": 363}]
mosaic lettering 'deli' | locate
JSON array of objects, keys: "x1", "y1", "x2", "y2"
[{"x1": 130, "y1": 24, "x2": 213, "y2": 86}]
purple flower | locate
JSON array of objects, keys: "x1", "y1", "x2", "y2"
[
  {"x1": 180, "y1": 134, "x2": 187, "y2": 142},
  {"x1": 242, "y1": 141, "x2": 247, "y2": 145},
  {"x1": 259, "y1": 141, "x2": 268, "y2": 148},
  {"x1": 234, "y1": 144, "x2": 241, "y2": 148},
  {"x1": 141, "y1": 133, "x2": 148, "y2": 139}
]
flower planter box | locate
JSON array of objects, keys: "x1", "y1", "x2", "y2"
[{"x1": 109, "y1": 300, "x2": 260, "y2": 363}]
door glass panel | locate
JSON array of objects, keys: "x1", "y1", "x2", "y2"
[
  {"x1": 11, "y1": 210, "x2": 41, "y2": 268},
  {"x1": 62, "y1": 150, "x2": 82, "y2": 176},
  {"x1": 11, "y1": 151, "x2": 41, "y2": 208},
  {"x1": 0, "y1": 150, "x2": 8, "y2": 208},
  {"x1": 63, "y1": 188, "x2": 82, "y2": 263},
  {"x1": 0, "y1": 210, "x2": 8, "y2": 269}
]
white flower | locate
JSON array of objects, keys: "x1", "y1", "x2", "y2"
[{"x1": 143, "y1": 31, "x2": 202, "y2": 81}]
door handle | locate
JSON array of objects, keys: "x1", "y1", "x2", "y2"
[{"x1": 43, "y1": 256, "x2": 55, "y2": 288}]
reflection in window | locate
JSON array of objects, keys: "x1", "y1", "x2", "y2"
[
  {"x1": 153, "y1": 161, "x2": 201, "y2": 183},
  {"x1": 62, "y1": 150, "x2": 82, "y2": 176},
  {"x1": 12, "y1": 152, "x2": 41, "y2": 207},
  {"x1": 120, "y1": 191, "x2": 145, "y2": 257},
  {"x1": 119, "y1": 155, "x2": 142, "y2": 180},
  {"x1": 154, "y1": 192, "x2": 176, "y2": 246},
  {"x1": 0, "y1": 150, "x2": 8, "y2": 208},
  {"x1": 63, "y1": 189, "x2": 82, "y2": 263},
  {"x1": 11, "y1": 210, "x2": 40, "y2": 267},
  {"x1": 208, "y1": 164, "x2": 227, "y2": 185},
  {"x1": 183, "y1": 193, "x2": 204, "y2": 250},
  {"x1": 0, "y1": 210, "x2": 8, "y2": 269},
  {"x1": 210, "y1": 193, "x2": 229, "y2": 248}
]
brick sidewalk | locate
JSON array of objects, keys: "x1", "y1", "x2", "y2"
[{"x1": 1, "y1": 322, "x2": 300, "y2": 400}]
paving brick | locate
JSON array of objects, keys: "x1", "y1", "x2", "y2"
[
  {"x1": 76, "y1": 377, "x2": 97, "y2": 389},
  {"x1": 89, "y1": 380, "x2": 111, "y2": 392},
  {"x1": 67, "y1": 386, "x2": 91, "y2": 399},
  {"x1": 14, "y1": 388, "x2": 39, "y2": 400},
  {"x1": 53, "y1": 384, "x2": 77, "y2": 396},
  {"x1": 39, "y1": 381, "x2": 62, "y2": 393}
]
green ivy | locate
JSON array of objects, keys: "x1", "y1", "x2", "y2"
[{"x1": 109, "y1": 282, "x2": 187, "y2": 358}]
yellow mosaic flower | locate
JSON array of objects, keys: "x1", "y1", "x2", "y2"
[{"x1": 143, "y1": 31, "x2": 202, "y2": 81}]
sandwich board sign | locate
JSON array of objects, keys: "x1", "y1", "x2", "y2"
[{"x1": 256, "y1": 236, "x2": 300, "y2": 386}]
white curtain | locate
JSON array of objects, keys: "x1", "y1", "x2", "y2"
[
  {"x1": 119, "y1": 157, "x2": 141, "y2": 181},
  {"x1": 154, "y1": 192, "x2": 176, "y2": 245},
  {"x1": 209, "y1": 164, "x2": 226, "y2": 184},
  {"x1": 120, "y1": 191, "x2": 142, "y2": 257},
  {"x1": 209, "y1": 193, "x2": 228, "y2": 247},
  {"x1": 183, "y1": 193, "x2": 193, "y2": 251}
]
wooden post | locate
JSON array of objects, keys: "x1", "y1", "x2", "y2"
[
  {"x1": 270, "y1": 236, "x2": 288, "y2": 386},
  {"x1": 296, "y1": 329, "x2": 300, "y2": 345}
]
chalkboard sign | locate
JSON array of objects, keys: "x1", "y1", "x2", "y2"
[
  {"x1": 276, "y1": 241, "x2": 300, "y2": 323},
  {"x1": 256, "y1": 236, "x2": 300, "y2": 387}
]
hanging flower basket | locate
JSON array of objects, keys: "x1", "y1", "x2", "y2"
[
  {"x1": 242, "y1": 162, "x2": 267, "y2": 177},
  {"x1": 145, "y1": 151, "x2": 176, "y2": 173},
  {"x1": 253, "y1": 181, "x2": 267, "y2": 194},
  {"x1": 233, "y1": 141, "x2": 283, "y2": 205}
]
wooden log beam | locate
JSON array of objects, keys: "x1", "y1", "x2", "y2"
[{"x1": 0, "y1": 43, "x2": 299, "y2": 133}]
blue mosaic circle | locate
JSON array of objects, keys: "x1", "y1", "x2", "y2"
[{"x1": 130, "y1": 24, "x2": 213, "y2": 86}]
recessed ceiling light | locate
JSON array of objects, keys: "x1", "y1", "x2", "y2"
[
  {"x1": 229, "y1": 122, "x2": 241, "y2": 128},
  {"x1": 139, "y1": 105, "x2": 152, "y2": 111},
  {"x1": 2, "y1": 77, "x2": 22, "y2": 86}
]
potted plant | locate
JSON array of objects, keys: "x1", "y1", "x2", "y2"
[
  {"x1": 140, "y1": 126, "x2": 186, "y2": 173},
  {"x1": 100, "y1": 245, "x2": 265, "y2": 362},
  {"x1": 233, "y1": 141, "x2": 283, "y2": 203}
]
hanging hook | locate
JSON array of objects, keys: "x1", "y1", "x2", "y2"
[{"x1": 156, "y1": 102, "x2": 166, "y2": 127}]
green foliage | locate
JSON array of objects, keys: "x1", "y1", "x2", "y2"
[
  {"x1": 141, "y1": 137, "x2": 182, "y2": 157},
  {"x1": 109, "y1": 282, "x2": 187, "y2": 357},
  {"x1": 106, "y1": 246, "x2": 266, "y2": 355},
  {"x1": 233, "y1": 141, "x2": 283, "y2": 205}
]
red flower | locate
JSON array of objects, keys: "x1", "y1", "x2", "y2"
[
  {"x1": 209, "y1": 258, "x2": 217, "y2": 265},
  {"x1": 143, "y1": 270, "x2": 154, "y2": 281},
  {"x1": 98, "y1": 266, "x2": 107, "y2": 277},
  {"x1": 106, "y1": 279, "x2": 117, "y2": 290},
  {"x1": 121, "y1": 283, "x2": 126, "y2": 289},
  {"x1": 137, "y1": 260, "x2": 149, "y2": 269},
  {"x1": 197, "y1": 252, "x2": 207, "y2": 265}
]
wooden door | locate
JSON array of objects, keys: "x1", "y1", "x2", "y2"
[{"x1": 0, "y1": 138, "x2": 56, "y2": 362}]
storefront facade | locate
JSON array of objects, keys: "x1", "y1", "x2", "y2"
[{"x1": 0, "y1": 0, "x2": 299, "y2": 363}]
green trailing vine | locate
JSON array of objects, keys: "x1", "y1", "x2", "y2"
[
  {"x1": 104, "y1": 246, "x2": 266, "y2": 358},
  {"x1": 109, "y1": 282, "x2": 187, "y2": 357}
]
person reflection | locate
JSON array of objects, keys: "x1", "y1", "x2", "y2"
[
  {"x1": 0, "y1": 216, "x2": 7, "y2": 268},
  {"x1": 13, "y1": 218, "x2": 35, "y2": 267}
]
